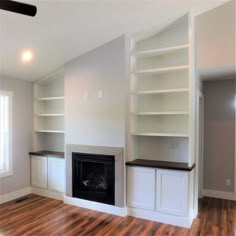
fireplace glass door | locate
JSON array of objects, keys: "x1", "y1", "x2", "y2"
[{"x1": 72, "y1": 152, "x2": 115, "y2": 205}]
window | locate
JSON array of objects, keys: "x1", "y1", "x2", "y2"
[{"x1": 0, "y1": 90, "x2": 13, "y2": 178}]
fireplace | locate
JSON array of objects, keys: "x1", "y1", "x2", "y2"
[{"x1": 72, "y1": 152, "x2": 115, "y2": 205}]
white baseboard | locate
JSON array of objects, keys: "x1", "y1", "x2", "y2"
[
  {"x1": 0, "y1": 187, "x2": 32, "y2": 204},
  {"x1": 31, "y1": 187, "x2": 64, "y2": 200},
  {"x1": 203, "y1": 189, "x2": 235, "y2": 201},
  {"x1": 127, "y1": 207, "x2": 193, "y2": 228},
  {"x1": 0, "y1": 186, "x2": 64, "y2": 204},
  {"x1": 64, "y1": 196, "x2": 127, "y2": 217}
]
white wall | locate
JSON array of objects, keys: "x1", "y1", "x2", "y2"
[
  {"x1": 196, "y1": 0, "x2": 236, "y2": 196},
  {"x1": 0, "y1": 76, "x2": 33, "y2": 195},
  {"x1": 196, "y1": 0, "x2": 235, "y2": 80},
  {"x1": 65, "y1": 36, "x2": 126, "y2": 148}
]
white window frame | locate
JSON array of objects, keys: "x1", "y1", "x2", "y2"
[{"x1": 0, "y1": 90, "x2": 13, "y2": 178}]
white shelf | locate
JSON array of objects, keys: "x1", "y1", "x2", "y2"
[
  {"x1": 34, "y1": 130, "x2": 64, "y2": 134},
  {"x1": 134, "y1": 65, "x2": 189, "y2": 75},
  {"x1": 131, "y1": 111, "x2": 189, "y2": 116},
  {"x1": 131, "y1": 132, "x2": 189, "y2": 137},
  {"x1": 35, "y1": 113, "x2": 64, "y2": 117},
  {"x1": 129, "y1": 14, "x2": 193, "y2": 166},
  {"x1": 33, "y1": 72, "x2": 65, "y2": 152},
  {"x1": 133, "y1": 44, "x2": 189, "y2": 58},
  {"x1": 132, "y1": 88, "x2": 189, "y2": 95},
  {"x1": 35, "y1": 96, "x2": 64, "y2": 101}
]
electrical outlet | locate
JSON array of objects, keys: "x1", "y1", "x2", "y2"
[{"x1": 226, "y1": 179, "x2": 231, "y2": 186}]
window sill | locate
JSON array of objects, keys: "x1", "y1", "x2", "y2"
[{"x1": 0, "y1": 169, "x2": 12, "y2": 178}]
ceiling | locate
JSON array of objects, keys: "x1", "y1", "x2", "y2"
[{"x1": 0, "y1": 0, "x2": 229, "y2": 82}]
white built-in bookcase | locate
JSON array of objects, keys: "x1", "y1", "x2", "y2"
[
  {"x1": 129, "y1": 14, "x2": 195, "y2": 166},
  {"x1": 33, "y1": 69, "x2": 65, "y2": 152}
]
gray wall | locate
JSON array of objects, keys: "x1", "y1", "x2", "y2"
[
  {"x1": 0, "y1": 76, "x2": 33, "y2": 195},
  {"x1": 65, "y1": 36, "x2": 126, "y2": 147},
  {"x1": 203, "y1": 79, "x2": 235, "y2": 192},
  {"x1": 64, "y1": 36, "x2": 126, "y2": 200}
]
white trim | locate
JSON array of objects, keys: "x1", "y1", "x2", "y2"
[
  {"x1": 31, "y1": 187, "x2": 64, "y2": 201},
  {"x1": 235, "y1": 95, "x2": 236, "y2": 199},
  {"x1": 197, "y1": 92, "x2": 204, "y2": 198},
  {"x1": 0, "y1": 91, "x2": 13, "y2": 178},
  {"x1": 64, "y1": 196, "x2": 127, "y2": 217},
  {"x1": 35, "y1": 96, "x2": 64, "y2": 101},
  {"x1": 0, "y1": 187, "x2": 31, "y2": 204},
  {"x1": 187, "y1": 12, "x2": 193, "y2": 168},
  {"x1": 203, "y1": 189, "x2": 235, "y2": 201},
  {"x1": 127, "y1": 207, "x2": 194, "y2": 228}
]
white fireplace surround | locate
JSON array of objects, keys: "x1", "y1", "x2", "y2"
[{"x1": 65, "y1": 144, "x2": 125, "y2": 207}]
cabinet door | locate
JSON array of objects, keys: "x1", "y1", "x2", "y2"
[
  {"x1": 156, "y1": 169, "x2": 188, "y2": 216},
  {"x1": 31, "y1": 155, "x2": 48, "y2": 189},
  {"x1": 48, "y1": 157, "x2": 65, "y2": 193},
  {"x1": 127, "y1": 167, "x2": 155, "y2": 211}
]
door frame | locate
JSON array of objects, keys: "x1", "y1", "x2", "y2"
[
  {"x1": 197, "y1": 91, "x2": 204, "y2": 198},
  {"x1": 234, "y1": 95, "x2": 236, "y2": 199}
]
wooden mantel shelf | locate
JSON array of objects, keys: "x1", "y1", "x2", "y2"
[
  {"x1": 126, "y1": 159, "x2": 195, "y2": 171},
  {"x1": 29, "y1": 150, "x2": 64, "y2": 159}
]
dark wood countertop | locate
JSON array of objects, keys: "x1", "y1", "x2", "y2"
[
  {"x1": 29, "y1": 150, "x2": 64, "y2": 159},
  {"x1": 126, "y1": 159, "x2": 195, "y2": 171}
]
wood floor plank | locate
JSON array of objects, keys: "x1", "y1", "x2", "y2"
[{"x1": 0, "y1": 194, "x2": 235, "y2": 236}]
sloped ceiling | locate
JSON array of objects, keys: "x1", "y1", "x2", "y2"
[{"x1": 0, "y1": 0, "x2": 229, "y2": 81}]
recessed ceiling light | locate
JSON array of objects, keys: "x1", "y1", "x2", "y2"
[{"x1": 21, "y1": 50, "x2": 33, "y2": 63}]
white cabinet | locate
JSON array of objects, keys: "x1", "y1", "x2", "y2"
[
  {"x1": 48, "y1": 157, "x2": 65, "y2": 192},
  {"x1": 30, "y1": 155, "x2": 65, "y2": 193},
  {"x1": 31, "y1": 155, "x2": 48, "y2": 189},
  {"x1": 127, "y1": 166, "x2": 189, "y2": 217},
  {"x1": 127, "y1": 167, "x2": 155, "y2": 210},
  {"x1": 127, "y1": 13, "x2": 196, "y2": 228},
  {"x1": 156, "y1": 169, "x2": 188, "y2": 216}
]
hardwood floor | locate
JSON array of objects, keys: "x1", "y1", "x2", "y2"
[{"x1": 0, "y1": 194, "x2": 235, "y2": 236}]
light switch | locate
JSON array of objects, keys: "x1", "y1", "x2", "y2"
[
  {"x1": 98, "y1": 91, "x2": 103, "y2": 98},
  {"x1": 83, "y1": 92, "x2": 88, "y2": 100},
  {"x1": 226, "y1": 179, "x2": 231, "y2": 186}
]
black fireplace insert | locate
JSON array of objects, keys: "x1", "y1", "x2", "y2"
[{"x1": 72, "y1": 152, "x2": 115, "y2": 205}]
